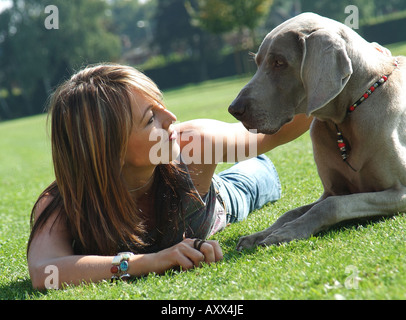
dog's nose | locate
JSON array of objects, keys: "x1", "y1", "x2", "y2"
[{"x1": 228, "y1": 97, "x2": 247, "y2": 119}]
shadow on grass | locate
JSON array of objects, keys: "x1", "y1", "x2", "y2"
[
  {"x1": 0, "y1": 278, "x2": 45, "y2": 300},
  {"x1": 221, "y1": 213, "x2": 404, "y2": 257},
  {"x1": 316, "y1": 213, "x2": 403, "y2": 237}
]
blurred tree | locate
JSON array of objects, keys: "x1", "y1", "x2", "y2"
[
  {"x1": 187, "y1": 0, "x2": 273, "y2": 46},
  {"x1": 374, "y1": 0, "x2": 406, "y2": 15},
  {"x1": 110, "y1": 0, "x2": 157, "y2": 50},
  {"x1": 0, "y1": 0, "x2": 121, "y2": 119},
  {"x1": 153, "y1": 0, "x2": 223, "y2": 82},
  {"x1": 154, "y1": 0, "x2": 200, "y2": 57},
  {"x1": 186, "y1": 0, "x2": 273, "y2": 74}
]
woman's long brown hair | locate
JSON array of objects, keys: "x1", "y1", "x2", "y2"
[{"x1": 27, "y1": 64, "x2": 189, "y2": 256}]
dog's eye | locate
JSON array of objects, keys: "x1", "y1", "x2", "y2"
[{"x1": 273, "y1": 59, "x2": 285, "y2": 68}]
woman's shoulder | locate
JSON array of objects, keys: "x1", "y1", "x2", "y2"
[
  {"x1": 32, "y1": 182, "x2": 61, "y2": 223},
  {"x1": 33, "y1": 193, "x2": 55, "y2": 220}
]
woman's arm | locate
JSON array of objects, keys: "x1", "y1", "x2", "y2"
[
  {"x1": 219, "y1": 114, "x2": 313, "y2": 160},
  {"x1": 176, "y1": 114, "x2": 312, "y2": 164},
  {"x1": 255, "y1": 114, "x2": 313, "y2": 155},
  {"x1": 175, "y1": 114, "x2": 312, "y2": 195},
  {"x1": 28, "y1": 196, "x2": 222, "y2": 290}
]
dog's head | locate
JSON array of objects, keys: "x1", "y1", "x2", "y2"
[{"x1": 229, "y1": 13, "x2": 353, "y2": 134}]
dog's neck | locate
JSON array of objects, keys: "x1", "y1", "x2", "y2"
[
  {"x1": 326, "y1": 36, "x2": 400, "y2": 171},
  {"x1": 348, "y1": 36, "x2": 397, "y2": 86},
  {"x1": 319, "y1": 37, "x2": 399, "y2": 124},
  {"x1": 333, "y1": 72, "x2": 396, "y2": 171}
]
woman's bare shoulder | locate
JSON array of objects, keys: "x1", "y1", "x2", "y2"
[
  {"x1": 29, "y1": 192, "x2": 73, "y2": 257},
  {"x1": 33, "y1": 192, "x2": 55, "y2": 222}
]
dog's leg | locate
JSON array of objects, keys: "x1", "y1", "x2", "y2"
[
  {"x1": 236, "y1": 202, "x2": 318, "y2": 250},
  {"x1": 256, "y1": 187, "x2": 406, "y2": 247}
]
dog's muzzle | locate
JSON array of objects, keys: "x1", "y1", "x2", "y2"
[{"x1": 228, "y1": 96, "x2": 250, "y2": 121}]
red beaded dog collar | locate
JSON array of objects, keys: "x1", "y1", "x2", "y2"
[{"x1": 335, "y1": 59, "x2": 399, "y2": 172}]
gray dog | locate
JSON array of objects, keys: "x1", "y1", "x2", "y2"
[{"x1": 229, "y1": 13, "x2": 406, "y2": 250}]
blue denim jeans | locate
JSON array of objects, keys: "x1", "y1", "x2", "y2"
[{"x1": 212, "y1": 155, "x2": 281, "y2": 223}]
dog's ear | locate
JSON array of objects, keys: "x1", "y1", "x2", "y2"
[{"x1": 300, "y1": 29, "x2": 352, "y2": 116}]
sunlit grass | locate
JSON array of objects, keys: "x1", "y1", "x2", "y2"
[{"x1": 1, "y1": 48, "x2": 406, "y2": 300}]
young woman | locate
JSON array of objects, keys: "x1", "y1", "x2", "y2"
[{"x1": 27, "y1": 64, "x2": 311, "y2": 289}]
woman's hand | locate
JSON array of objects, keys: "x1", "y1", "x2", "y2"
[{"x1": 151, "y1": 238, "x2": 223, "y2": 273}]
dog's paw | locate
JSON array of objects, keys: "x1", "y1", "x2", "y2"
[
  {"x1": 236, "y1": 231, "x2": 270, "y2": 251},
  {"x1": 236, "y1": 235, "x2": 259, "y2": 251},
  {"x1": 258, "y1": 225, "x2": 307, "y2": 246},
  {"x1": 258, "y1": 232, "x2": 291, "y2": 247}
]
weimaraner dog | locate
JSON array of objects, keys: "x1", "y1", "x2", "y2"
[{"x1": 229, "y1": 13, "x2": 406, "y2": 250}]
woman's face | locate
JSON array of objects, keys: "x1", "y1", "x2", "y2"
[{"x1": 124, "y1": 90, "x2": 180, "y2": 169}]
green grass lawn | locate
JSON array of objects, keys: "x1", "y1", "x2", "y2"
[{"x1": 2, "y1": 46, "x2": 406, "y2": 300}]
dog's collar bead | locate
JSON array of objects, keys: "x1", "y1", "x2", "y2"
[
  {"x1": 335, "y1": 59, "x2": 399, "y2": 172},
  {"x1": 334, "y1": 124, "x2": 357, "y2": 172},
  {"x1": 346, "y1": 75, "x2": 389, "y2": 114}
]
